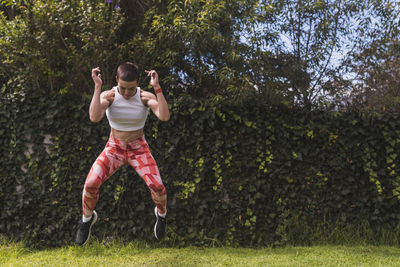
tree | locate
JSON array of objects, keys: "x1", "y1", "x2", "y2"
[
  {"x1": 340, "y1": 40, "x2": 400, "y2": 112},
  {"x1": 330, "y1": 0, "x2": 400, "y2": 112},
  {"x1": 2, "y1": 0, "x2": 400, "y2": 110},
  {"x1": 125, "y1": 0, "x2": 308, "y2": 104},
  {"x1": 250, "y1": 0, "x2": 366, "y2": 108},
  {"x1": 0, "y1": 0, "x2": 129, "y2": 94},
  {"x1": 124, "y1": 0, "x2": 256, "y2": 101},
  {"x1": 0, "y1": 0, "x2": 16, "y2": 20}
]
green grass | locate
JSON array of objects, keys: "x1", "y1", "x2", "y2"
[{"x1": 1, "y1": 241, "x2": 400, "y2": 266}]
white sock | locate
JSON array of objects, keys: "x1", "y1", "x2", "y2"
[{"x1": 82, "y1": 214, "x2": 92, "y2": 223}]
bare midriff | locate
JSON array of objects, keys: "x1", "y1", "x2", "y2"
[{"x1": 111, "y1": 127, "x2": 144, "y2": 142}]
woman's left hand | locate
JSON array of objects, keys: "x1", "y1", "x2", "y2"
[{"x1": 145, "y1": 70, "x2": 161, "y2": 90}]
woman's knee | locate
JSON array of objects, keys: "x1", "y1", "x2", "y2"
[{"x1": 84, "y1": 176, "x2": 102, "y2": 196}]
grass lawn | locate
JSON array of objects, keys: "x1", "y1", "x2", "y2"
[{"x1": 1, "y1": 241, "x2": 400, "y2": 266}]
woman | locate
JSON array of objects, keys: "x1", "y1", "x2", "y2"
[{"x1": 75, "y1": 62, "x2": 170, "y2": 246}]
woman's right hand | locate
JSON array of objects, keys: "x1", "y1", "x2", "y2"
[
  {"x1": 91, "y1": 67, "x2": 103, "y2": 87},
  {"x1": 102, "y1": 90, "x2": 115, "y2": 105}
]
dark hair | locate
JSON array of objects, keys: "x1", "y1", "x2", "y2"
[{"x1": 116, "y1": 62, "x2": 139, "y2": 82}]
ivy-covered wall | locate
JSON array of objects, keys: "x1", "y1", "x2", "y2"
[{"x1": 1, "y1": 92, "x2": 400, "y2": 247}]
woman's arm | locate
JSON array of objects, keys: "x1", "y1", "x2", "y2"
[
  {"x1": 144, "y1": 70, "x2": 170, "y2": 121},
  {"x1": 89, "y1": 67, "x2": 114, "y2": 122}
]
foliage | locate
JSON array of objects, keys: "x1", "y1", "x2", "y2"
[
  {"x1": 328, "y1": 0, "x2": 400, "y2": 111},
  {"x1": 127, "y1": 0, "x2": 262, "y2": 100},
  {"x1": 255, "y1": 0, "x2": 366, "y2": 107},
  {"x1": 2, "y1": 91, "x2": 400, "y2": 247},
  {"x1": 0, "y1": 0, "x2": 127, "y2": 94},
  {"x1": 1, "y1": 0, "x2": 400, "y2": 109},
  {"x1": 338, "y1": 40, "x2": 400, "y2": 112}
]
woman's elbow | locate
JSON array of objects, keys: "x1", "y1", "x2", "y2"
[
  {"x1": 90, "y1": 117, "x2": 99, "y2": 123},
  {"x1": 160, "y1": 114, "x2": 170, "y2": 122},
  {"x1": 89, "y1": 114, "x2": 102, "y2": 123}
]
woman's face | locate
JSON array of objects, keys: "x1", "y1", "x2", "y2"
[{"x1": 117, "y1": 79, "x2": 138, "y2": 100}]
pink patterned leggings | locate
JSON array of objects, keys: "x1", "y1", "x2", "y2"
[{"x1": 82, "y1": 134, "x2": 167, "y2": 217}]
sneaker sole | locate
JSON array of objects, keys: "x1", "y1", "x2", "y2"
[
  {"x1": 154, "y1": 207, "x2": 159, "y2": 239},
  {"x1": 82, "y1": 210, "x2": 98, "y2": 246}
]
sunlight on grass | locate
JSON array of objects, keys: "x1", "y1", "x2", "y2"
[{"x1": 1, "y1": 240, "x2": 400, "y2": 267}]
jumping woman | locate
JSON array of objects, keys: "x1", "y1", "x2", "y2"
[{"x1": 75, "y1": 62, "x2": 170, "y2": 245}]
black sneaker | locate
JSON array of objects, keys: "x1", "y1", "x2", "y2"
[
  {"x1": 154, "y1": 207, "x2": 166, "y2": 239},
  {"x1": 75, "y1": 211, "x2": 98, "y2": 246}
]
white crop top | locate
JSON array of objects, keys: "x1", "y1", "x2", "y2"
[{"x1": 105, "y1": 86, "x2": 149, "y2": 131}]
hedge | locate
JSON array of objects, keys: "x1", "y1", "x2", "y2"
[{"x1": 1, "y1": 91, "x2": 400, "y2": 247}]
